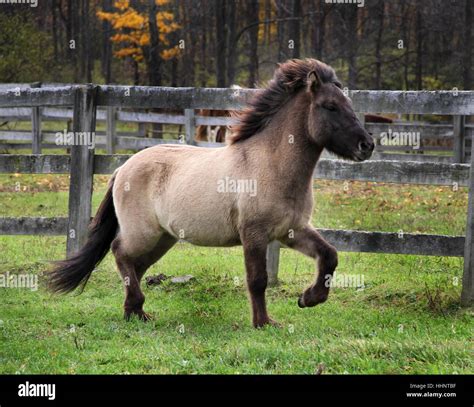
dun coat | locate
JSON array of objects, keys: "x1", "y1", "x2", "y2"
[{"x1": 48, "y1": 59, "x2": 374, "y2": 328}]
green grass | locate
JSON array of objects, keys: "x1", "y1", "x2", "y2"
[{"x1": 0, "y1": 175, "x2": 472, "y2": 374}]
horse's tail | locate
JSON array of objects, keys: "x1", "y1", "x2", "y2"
[{"x1": 48, "y1": 173, "x2": 118, "y2": 294}]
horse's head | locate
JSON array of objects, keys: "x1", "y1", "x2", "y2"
[{"x1": 306, "y1": 71, "x2": 374, "y2": 161}]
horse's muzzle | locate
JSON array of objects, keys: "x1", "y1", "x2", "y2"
[{"x1": 297, "y1": 295, "x2": 306, "y2": 308}]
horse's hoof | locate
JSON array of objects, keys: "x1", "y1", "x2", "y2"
[
  {"x1": 139, "y1": 312, "x2": 153, "y2": 322},
  {"x1": 298, "y1": 291, "x2": 328, "y2": 308},
  {"x1": 253, "y1": 317, "x2": 281, "y2": 329},
  {"x1": 124, "y1": 310, "x2": 153, "y2": 322},
  {"x1": 268, "y1": 318, "x2": 282, "y2": 328}
]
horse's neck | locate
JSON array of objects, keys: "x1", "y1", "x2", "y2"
[{"x1": 255, "y1": 92, "x2": 323, "y2": 182}]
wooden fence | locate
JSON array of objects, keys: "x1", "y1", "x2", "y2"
[
  {"x1": 0, "y1": 84, "x2": 473, "y2": 306},
  {"x1": 0, "y1": 83, "x2": 472, "y2": 163}
]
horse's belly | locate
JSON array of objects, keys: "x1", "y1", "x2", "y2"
[
  {"x1": 156, "y1": 202, "x2": 240, "y2": 247},
  {"x1": 165, "y1": 217, "x2": 240, "y2": 247},
  {"x1": 184, "y1": 233, "x2": 241, "y2": 247}
]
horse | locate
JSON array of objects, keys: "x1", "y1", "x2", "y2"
[
  {"x1": 364, "y1": 114, "x2": 393, "y2": 124},
  {"x1": 48, "y1": 58, "x2": 374, "y2": 328},
  {"x1": 195, "y1": 86, "x2": 242, "y2": 143},
  {"x1": 194, "y1": 109, "x2": 231, "y2": 143}
]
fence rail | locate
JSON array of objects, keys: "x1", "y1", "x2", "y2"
[
  {"x1": 0, "y1": 83, "x2": 473, "y2": 161},
  {"x1": 0, "y1": 83, "x2": 473, "y2": 163},
  {"x1": 0, "y1": 84, "x2": 473, "y2": 306},
  {"x1": 0, "y1": 154, "x2": 470, "y2": 186}
]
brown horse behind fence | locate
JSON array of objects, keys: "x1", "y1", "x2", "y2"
[
  {"x1": 48, "y1": 58, "x2": 374, "y2": 328},
  {"x1": 195, "y1": 109, "x2": 231, "y2": 143}
]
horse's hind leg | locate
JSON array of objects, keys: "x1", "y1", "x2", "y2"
[
  {"x1": 111, "y1": 232, "x2": 177, "y2": 321},
  {"x1": 134, "y1": 233, "x2": 177, "y2": 283},
  {"x1": 280, "y1": 226, "x2": 338, "y2": 308}
]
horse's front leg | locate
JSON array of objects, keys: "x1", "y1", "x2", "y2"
[
  {"x1": 240, "y1": 228, "x2": 279, "y2": 328},
  {"x1": 281, "y1": 226, "x2": 338, "y2": 307}
]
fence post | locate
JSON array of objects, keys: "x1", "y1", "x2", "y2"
[
  {"x1": 461, "y1": 139, "x2": 474, "y2": 306},
  {"x1": 138, "y1": 122, "x2": 146, "y2": 137},
  {"x1": 266, "y1": 241, "x2": 281, "y2": 286},
  {"x1": 31, "y1": 82, "x2": 42, "y2": 154},
  {"x1": 66, "y1": 85, "x2": 98, "y2": 256},
  {"x1": 453, "y1": 115, "x2": 466, "y2": 163},
  {"x1": 184, "y1": 109, "x2": 196, "y2": 145},
  {"x1": 106, "y1": 106, "x2": 116, "y2": 154}
]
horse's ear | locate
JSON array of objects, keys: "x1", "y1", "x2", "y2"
[{"x1": 307, "y1": 70, "x2": 321, "y2": 93}]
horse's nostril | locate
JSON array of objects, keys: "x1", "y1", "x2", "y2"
[
  {"x1": 359, "y1": 141, "x2": 369, "y2": 152},
  {"x1": 359, "y1": 140, "x2": 374, "y2": 153}
]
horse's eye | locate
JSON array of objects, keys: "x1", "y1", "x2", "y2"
[{"x1": 323, "y1": 104, "x2": 337, "y2": 112}]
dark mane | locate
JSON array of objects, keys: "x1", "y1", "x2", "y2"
[{"x1": 229, "y1": 58, "x2": 340, "y2": 144}]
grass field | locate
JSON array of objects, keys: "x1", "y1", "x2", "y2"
[{"x1": 0, "y1": 174, "x2": 472, "y2": 374}]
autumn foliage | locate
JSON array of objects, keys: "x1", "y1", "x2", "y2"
[{"x1": 97, "y1": 0, "x2": 180, "y2": 63}]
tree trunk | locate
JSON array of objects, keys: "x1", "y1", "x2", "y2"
[
  {"x1": 401, "y1": 0, "x2": 410, "y2": 90},
  {"x1": 69, "y1": 0, "x2": 80, "y2": 82},
  {"x1": 102, "y1": 0, "x2": 113, "y2": 83},
  {"x1": 374, "y1": 2, "x2": 385, "y2": 89},
  {"x1": 264, "y1": 0, "x2": 271, "y2": 45},
  {"x1": 347, "y1": 6, "x2": 358, "y2": 89},
  {"x1": 215, "y1": 0, "x2": 227, "y2": 87},
  {"x1": 289, "y1": 0, "x2": 301, "y2": 59},
  {"x1": 79, "y1": 0, "x2": 85, "y2": 81},
  {"x1": 52, "y1": 0, "x2": 59, "y2": 63},
  {"x1": 84, "y1": 0, "x2": 92, "y2": 83},
  {"x1": 415, "y1": 7, "x2": 423, "y2": 90},
  {"x1": 226, "y1": 0, "x2": 237, "y2": 85},
  {"x1": 463, "y1": 0, "x2": 472, "y2": 89},
  {"x1": 276, "y1": 0, "x2": 288, "y2": 62},
  {"x1": 200, "y1": 0, "x2": 208, "y2": 86},
  {"x1": 147, "y1": 0, "x2": 163, "y2": 138},
  {"x1": 147, "y1": 0, "x2": 162, "y2": 86},
  {"x1": 247, "y1": 0, "x2": 259, "y2": 87}
]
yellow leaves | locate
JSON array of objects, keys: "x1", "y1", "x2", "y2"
[
  {"x1": 157, "y1": 11, "x2": 179, "y2": 34},
  {"x1": 97, "y1": 9, "x2": 145, "y2": 30},
  {"x1": 111, "y1": 33, "x2": 133, "y2": 43},
  {"x1": 158, "y1": 11, "x2": 174, "y2": 21},
  {"x1": 139, "y1": 33, "x2": 150, "y2": 46},
  {"x1": 115, "y1": 47, "x2": 141, "y2": 58},
  {"x1": 111, "y1": 31, "x2": 146, "y2": 45},
  {"x1": 114, "y1": 0, "x2": 130, "y2": 11},
  {"x1": 97, "y1": 0, "x2": 180, "y2": 64},
  {"x1": 96, "y1": 11, "x2": 115, "y2": 22},
  {"x1": 112, "y1": 9, "x2": 146, "y2": 30},
  {"x1": 161, "y1": 46, "x2": 180, "y2": 60}
]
